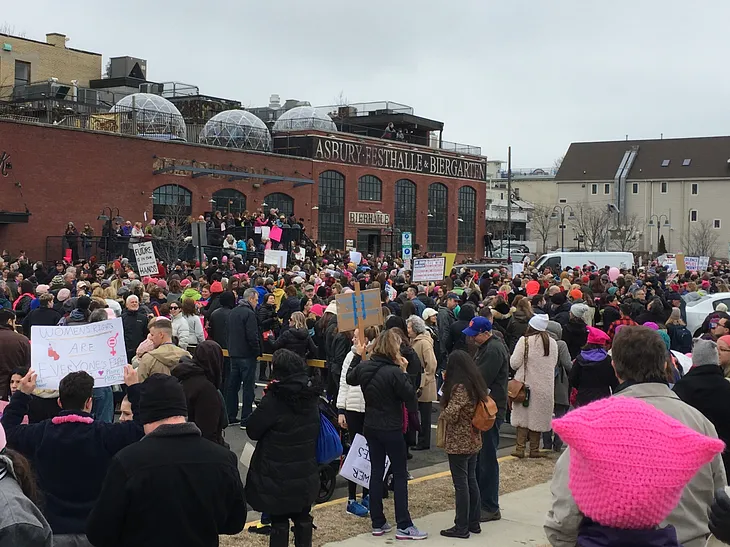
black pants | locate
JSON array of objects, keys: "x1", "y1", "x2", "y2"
[
  {"x1": 448, "y1": 453, "x2": 480, "y2": 532},
  {"x1": 345, "y1": 410, "x2": 369, "y2": 500},
  {"x1": 270, "y1": 507, "x2": 312, "y2": 547},
  {"x1": 416, "y1": 402, "x2": 432, "y2": 448}
]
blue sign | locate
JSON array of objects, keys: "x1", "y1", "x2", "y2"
[
  {"x1": 402, "y1": 247, "x2": 412, "y2": 260},
  {"x1": 402, "y1": 232, "x2": 412, "y2": 246}
]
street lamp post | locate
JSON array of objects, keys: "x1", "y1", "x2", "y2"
[
  {"x1": 551, "y1": 204, "x2": 574, "y2": 252},
  {"x1": 648, "y1": 214, "x2": 670, "y2": 257}
]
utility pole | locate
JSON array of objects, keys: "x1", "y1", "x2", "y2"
[{"x1": 507, "y1": 146, "x2": 512, "y2": 263}]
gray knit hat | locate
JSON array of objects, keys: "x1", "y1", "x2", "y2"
[
  {"x1": 570, "y1": 303, "x2": 589, "y2": 320},
  {"x1": 692, "y1": 338, "x2": 719, "y2": 367}
]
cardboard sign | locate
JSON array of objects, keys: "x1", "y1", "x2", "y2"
[
  {"x1": 412, "y1": 257, "x2": 446, "y2": 282},
  {"x1": 442, "y1": 253, "x2": 456, "y2": 276},
  {"x1": 335, "y1": 288, "x2": 382, "y2": 332},
  {"x1": 676, "y1": 253, "x2": 686, "y2": 274},
  {"x1": 31, "y1": 318, "x2": 127, "y2": 389},
  {"x1": 132, "y1": 241, "x2": 158, "y2": 276},
  {"x1": 339, "y1": 433, "x2": 391, "y2": 489},
  {"x1": 263, "y1": 249, "x2": 288, "y2": 269},
  {"x1": 269, "y1": 226, "x2": 283, "y2": 242}
]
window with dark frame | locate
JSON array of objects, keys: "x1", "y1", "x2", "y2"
[
  {"x1": 683, "y1": 159, "x2": 692, "y2": 166},
  {"x1": 14, "y1": 61, "x2": 30, "y2": 87},
  {"x1": 318, "y1": 170, "x2": 345, "y2": 250},
  {"x1": 591, "y1": 184, "x2": 597, "y2": 195},
  {"x1": 152, "y1": 184, "x2": 192, "y2": 220},
  {"x1": 661, "y1": 159, "x2": 670, "y2": 167},
  {"x1": 691, "y1": 183, "x2": 698, "y2": 195},
  {"x1": 357, "y1": 175, "x2": 382, "y2": 202},
  {"x1": 604, "y1": 183, "x2": 610, "y2": 194},
  {"x1": 690, "y1": 210, "x2": 698, "y2": 222},
  {"x1": 714, "y1": 219, "x2": 721, "y2": 229},
  {"x1": 427, "y1": 183, "x2": 448, "y2": 252},
  {"x1": 458, "y1": 186, "x2": 476, "y2": 253},
  {"x1": 394, "y1": 179, "x2": 416, "y2": 237},
  {"x1": 632, "y1": 183, "x2": 639, "y2": 194},
  {"x1": 263, "y1": 192, "x2": 294, "y2": 218},
  {"x1": 212, "y1": 188, "x2": 246, "y2": 216},
  {"x1": 661, "y1": 182, "x2": 668, "y2": 193}
]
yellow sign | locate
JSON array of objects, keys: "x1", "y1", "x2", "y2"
[
  {"x1": 676, "y1": 253, "x2": 686, "y2": 274},
  {"x1": 89, "y1": 113, "x2": 120, "y2": 133},
  {"x1": 442, "y1": 253, "x2": 456, "y2": 276}
]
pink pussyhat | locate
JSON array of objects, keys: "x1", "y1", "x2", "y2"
[{"x1": 552, "y1": 396, "x2": 724, "y2": 530}]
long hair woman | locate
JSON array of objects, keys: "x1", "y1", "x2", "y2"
[
  {"x1": 509, "y1": 314, "x2": 557, "y2": 458},
  {"x1": 346, "y1": 329, "x2": 427, "y2": 540},
  {"x1": 439, "y1": 350, "x2": 489, "y2": 539}
]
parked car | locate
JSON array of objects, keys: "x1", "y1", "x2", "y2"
[{"x1": 685, "y1": 293, "x2": 730, "y2": 334}]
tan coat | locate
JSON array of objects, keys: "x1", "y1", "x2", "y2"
[
  {"x1": 412, "y1": 332, "x2": 438, "y2": 403},
  {"x1": 441, "y1": 384, "x2": 481, "y2": 455},
  {"x1": 137, "y1": 343, "x2": 191, "y2": 381}
]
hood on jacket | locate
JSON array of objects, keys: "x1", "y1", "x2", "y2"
[
  {"x1": 148, "y1": 343, "x2": 190, "y2": 368},
  {"x1": 512, "y1": 309, "x2": 530, "y2": 323},
  {"x1": 67, "y1": 309, "x2": 88, "y2": 323},
  {"x1": 171, "y1": 357, "x2": 206, "y2": 381},
  {"x1": 457, "y1": 305, "x2": 476, "y2": 321},
  {"x1": 267, "y1": 372, "x2": 319, "y2": 411},
  {"x1": 578, "y1": 348, "x2": 608, "y2": 364}
]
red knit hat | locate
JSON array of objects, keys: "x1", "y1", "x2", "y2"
[{"x1": 210, "y1": 281, "x2": 224, "y2": 294}]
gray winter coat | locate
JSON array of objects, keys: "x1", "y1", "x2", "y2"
[
  {"x1": 437, "y1": 306, "x2": 456, "y2": 356},
  {"x1": 546, "y1": 321, "x2": 572, "y2": 407},
  {"x1": 0, "y1": 459, "x2": 52, "y2": 546}
]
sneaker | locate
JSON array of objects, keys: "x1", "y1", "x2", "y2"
[
  {"x1": 479, "y1": 509, "x2": 501, "y2": 523},
  {"x1": 440, "y1": 526, "x2": 469, "y2": 539},
  {"x1": 396, "y1": 526, "x2": 428, "y2": 540},
  {"x1": 227, "y1": 419, "x2": 241, "y2": 427},
  {"x1": 346, "y1": 500, "x2": 369, "y2": 517},
  {"x1": 239, "y1": 424, "x2": 247, "y2": 431},
  {"x1": 407, "y1": 472, "x2": 414, "y2": 481},
  {"x1": 469, "y1": 524, "x2": 481, "y2": 534},
  {"x1": 361, "y1": 495, "x2": 370, "y2": 511},
  {"x1": 247, "y1": 524, "x2": 271, "y2": 535},
  {"x1": 372, "y1": 523, "x2": 392, "y2": 537}
]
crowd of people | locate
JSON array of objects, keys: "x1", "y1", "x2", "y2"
[{"x1": 2, "y1": 240, "x2": 730, "y2": 545}]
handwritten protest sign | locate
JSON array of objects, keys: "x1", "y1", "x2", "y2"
[
  {"x1": 335, "y1": 288, "x2": 383, "y2": 333},
  {"x1": 698, "y1": 256, "x2": 710, "y2": 271},
  {"x1": 412, "y1": 257, "x2": 446, "y2": 282},
  {"x1": 260, "y1": 226, "x2": 271, "y2": 240},
  {"x1": 31, "y1": 318, "x2": 127, "y2": 389},
  {"x1": 339, "y1": 433, "x2": 391, "y2": 489},
  {"x1": 264, "y1": 249, "x2": 288, "y2": 269},
  {"x1": 132, "y1": 241, "x2": 158, "y2": 276},
  {"x1": 684, "y1": 256, "x2": 699, "y2": 272}
]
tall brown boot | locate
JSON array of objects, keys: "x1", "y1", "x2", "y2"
[
  {"x1": 510, "y1": 427, "x2": 528, "y2": 458},
  {"x1": 529, "y1": 430, "x2": 548, "y2": 458}
]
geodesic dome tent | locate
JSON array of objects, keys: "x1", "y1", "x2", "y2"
[
  {"x1": 272, "y1": 106, "x2": 337, "y2": 132},
  {"x1": 199, "y1": 110, "x2": 272, "y2": 151},
  {"x1": 110, "y1": 93, "x2": 187, "y2": 141}
]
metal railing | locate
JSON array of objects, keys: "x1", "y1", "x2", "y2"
[{"x1": 497, "y1": 167, "x2": 557, "y2": 178}]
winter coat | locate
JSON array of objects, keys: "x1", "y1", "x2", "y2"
[
  {"x1": 170, "y1": 313, "x2": 191, "y2": 350},
  {"x1": 441, "y1": 384, "x2": 481, "y2": 455},
  {"x1": 667, "y1": 323, "x2": 693, "y2": 354},
  {"x1": 577, "y1": 519, "x2": 681, "y2": 547},
  {"x1": 562, "y1": 318, "x2": 588, "y2": 359},
  {"x1": 510, "y1": 335, "x2": 557, "y2": 432},
  {"x1": 547, "y1": 324, "x2": 573, "y2": 407},
  {"x1": 86, "y1": 422, "x2": 246, "y2": 547},
  {"x1": 337, "y1": 349, "x2": 366, "y2": 413},
  {"x1": 601, "y1": 304, "x2": 620, "y2": 331},
  {"x1": 448, "y1": 305, "x2": 477, "y2": 355},
  {"x1": 257, "y1": 303, "x2": 280, "y2": 334},
  {"x1": 346, "y1": 354, "x2": 416, "y2": 432},
  {"x1": 0, "y1": 461, "x2": 53, "y2": 546},
  {"x1": 325, "y1": 317, "x2": 351, "y2": 379},
  {"x1": 245, "y1": 373, "x2": 320, "y2": 515},
  {"x1": 552, "y1": 301, "x2": 572, "y2": 327},
  {"x1": 400, "y1": 344, "x2": 422, "y2": 413},
  {"x1": 491, "y1": 303, "x2": 513, "y2": 332},
  {"x1": 171, "y1": 358, "x2": 227, "y2": 446},
  {"x1": 227, "y1": 302, "x2": 261, "y2": 359},
  {"x1": 506, "y1": 309, "x2": 531, "y2": 353},
  {"x1": 184, "y1": 313, "x2": 205, "y2": 345},
  {"x1": 208, "y1": 306, "x2": 232, "y2": 350},
  {"x1": 437, "y1": 306, "x2": 456, "y2": 357},
  {"x1": 21, "y1": 306, "x2": 62, "y2": 338},
  {"x1": 545, "y1": 383, "x2": 727, "y2": 547},
  {"x1": 137, "y1": 343, "x2": 191, "y2": 381},
  {"x1": 674, "y1": 365, "x2": 730, "y2": 477},
  {"x1": 473, "y1": 336, "x2": 510, "y2": 421},
  {"x1": 277, "y1": 296, "x2": 301, "y2": 324},
  {"x1": 412, "y1": 332, "x2": 438, "y2": 403},
  {"x1": 569, "y1": 349, "x2": 619, "y2": 407},
  {"x1": 0, "y1": 325, "x2": 30, "y2": 400},
  {"x1": 121, "y1": 309, "x2": 148, "y2": 358},
  {"x1": 2, "y1": 386, "x2": 143, "y2": 535},
  {"x1": 272, "y1": 327, "x2": 318, "y2": 358}
]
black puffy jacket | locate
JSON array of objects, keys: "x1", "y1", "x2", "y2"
[
  {"x1": 346, "y1": 354, "x2": 416, "y2": 432},
  {"x1": 273, "y1": 327, "x2": 318, "y2": 358},
  {"x1": 562, "y1": 318, "x2": 588, "y2": 359},
  {"x1": 245, "y1": 373, "x2": 320, "y2": 515},
  {"x1": 325, "y1": 317, "x2": 351, "y2": 377},
  {"x1": 257, "y1": 303, "x2": 280, "y2": 334},
  {"x1": 277, "y1": 296, "x2": 301, "y2": 324},
  {"x1": 121, "y1": 309, "x2": 148, "y2": 358}
]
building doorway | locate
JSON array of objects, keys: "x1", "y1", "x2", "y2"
[{"x1": 357, "y1": 230, "x2": 381, "y2": 255}]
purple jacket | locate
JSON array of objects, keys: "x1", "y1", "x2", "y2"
[{"x1": 578, "y1": 521, "x2": 681, "y2": 547}]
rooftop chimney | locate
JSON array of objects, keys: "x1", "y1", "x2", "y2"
[{"x1": 46, "y1": 33, "x2": 67, "y2": 48}]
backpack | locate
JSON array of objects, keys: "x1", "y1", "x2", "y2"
[
  {"x1": 670, "y1": 325, "x2": 693, "y2": 354},
  {"x1": 472, "y1": 396, "x2": 498, "y2": 432},
  {"x1": 316, "y1": 411, "x2": 343, "y2": 464}
]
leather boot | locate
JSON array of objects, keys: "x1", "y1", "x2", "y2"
[
  {"x1": 269, "y1": 521, "x2": 289, "y2": 547},
  {"x1": 529, "y1": 430, "x2": 548, "y2": 458},
  {"x1": 510, "y1": 427, "x2": 528, "y2": 458},
  {"x1": 293, "y1": 513, "x2": 314, "y2": 547}
]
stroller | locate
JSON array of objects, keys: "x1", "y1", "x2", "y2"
[{"x1": 317, "y1": 397, "x2": 347, "y2": 503}]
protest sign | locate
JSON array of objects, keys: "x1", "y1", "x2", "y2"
[
  {"x1": 684, "y1": 256, "x2": 699, "y2": 271},
  {"x1": 412, "y1": 257, "x2": 446, "y2": 282},
  {"x1": 349, "y1": 251, "x2": 362, "y2": 265},
  {"x1": 31, "y1": 318, "x2": 127, "y2": 390},
  {"x1": 339, "y1": 433, "x2": 390, "y2": 489},
  {"x1": 132, "y1": 241, "x2": 158, "y2": 276},
  {"x1": 269, "y1": 225, "x2": 283, "y2": 242},
  {"x1": 442, "y1": 253, "x2": 456, "y2": 276},
  {"x1": 511, "y1": 262, "x2": 524, "y2": 276},
  {"x1": 698, "y1": 256, "x2": 710, "y2": 271},
  {"x1": 260, "y1": 226, "x2": 271, "y2": 240},
  {"x1": 264, "y1": 249, "x2": 288, "y2": 269},
  {"x1": 336, "y1": 288, "x2": 382, "y2": 333},
  {"x1": 295, "y1": 248, "x2": 306, "y2": 261}
]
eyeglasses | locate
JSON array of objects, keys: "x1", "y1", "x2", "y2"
[{"x1": 170, "y1": 306, "x2": 179, "y2": 310}]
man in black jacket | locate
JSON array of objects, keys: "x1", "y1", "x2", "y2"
[
  {"x1": 226, "y1": 288, "x2": 261, "y2": 427},
  {"x1": 21, "y1": 293, "x2": 62, "y2": 338},
  {"x1": 87, "y1": 374, "x2": 246, "y2": 547},
  {"x1": 210, "y1": 291, "x2": 235, "y2": 385},
  {"x1": 121, "y1": 295, "x2": 149, "y2": 364},
  {"x1": 465, "y1": 317, "x2": 509, "y2": 523}
]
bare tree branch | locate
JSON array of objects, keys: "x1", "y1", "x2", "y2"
[
  {"x1": 529, "y1": 204, "x2": 555, "y2": 254},
  {"x1": 569, "y1": 202, "x2": 609, "y2": 251},
  {"x1": 553, "y1": 155, "x2": 565, "y2": 172},
  {"x1": 152, "y1": 203, "x2": 191, "y2": 267},
  {"x1": 680, "y1": 220, "x2": 719, "y2": 257},
  {"x1": 608, "y1": 213, "x2": 642, "y2": 252}
]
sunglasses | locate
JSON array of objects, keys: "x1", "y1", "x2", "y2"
[{"x1": 170, "y1": 306, "x2": 180, "y2": 310}]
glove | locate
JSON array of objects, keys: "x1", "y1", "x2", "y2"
[{"x1": 709, "y1": 487, "x2": 730, "y2": 544}]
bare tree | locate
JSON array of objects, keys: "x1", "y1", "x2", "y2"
[
  {"x1": 529, "y1": 204, "x2": 555, "y2": 254},
  {"x1": 334, "y1": 91, "x2": 349, "y2": 106},
  {"x1": 553, "y1": 155, "x2": 565, "y2": 172},
  {"x1": 608, "y1": 213, "x2": 642, "y2": 252},
  {"x1": 681, "y1": 220, "x2": 719, "y2": 257},
  {"x1": 569, "y1": 203, "x2": 609, "y2": 251},
  {"x1": 0, "y1": 23, "x2": 26, "y2": 37},
  {"x1": 151, "y1": 203, "x2": 191, "y2": 267}
]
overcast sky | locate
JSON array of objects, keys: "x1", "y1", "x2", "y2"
[{"x1": 3, "y1": 1, "x2": 729, "y2": 167}]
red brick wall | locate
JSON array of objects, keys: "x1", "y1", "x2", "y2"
[{"x1": 0, "y1": 120, "x2": 485, "y2": 261}]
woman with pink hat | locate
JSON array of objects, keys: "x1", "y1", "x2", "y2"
[{"x1": 569, "y1": 326, "x2": 619, "y2": 408}]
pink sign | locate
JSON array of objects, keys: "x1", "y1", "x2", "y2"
[{"x1": 269, "y1": 226, "x2": 283, "y2": 242}]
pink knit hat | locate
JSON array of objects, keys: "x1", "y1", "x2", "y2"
[{"x1": 552, "y1": 396, "x2": 724, "y2": 529}]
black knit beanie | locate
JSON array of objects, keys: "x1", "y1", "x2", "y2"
[{"x1": 138, "y1": 374, "x2": 188, "y2": 425}]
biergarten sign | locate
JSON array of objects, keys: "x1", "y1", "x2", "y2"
[
  {"x1": 313, "y1": 136, "x2": 487, "y2": 182},
  {"x1": 349, "y1": 212, "x2": 391, "y2": 225}
]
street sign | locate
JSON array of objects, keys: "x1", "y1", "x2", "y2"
[
  {"x1": 402, "y1": 247, "x2": 412, "y2": 260},
  {"x1": 402, "y1": 232, "x2": 412, "y2": 247}
]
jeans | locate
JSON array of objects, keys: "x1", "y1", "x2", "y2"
[
  {"x1": 542, "y1": 404, "x2": 570, "y2": 450},
  {"x1": 226, "y1": 357, "x2": 257, "y2": 423},
  {"x1": 365, "y1": 428, "x2": 413, "y2": 530},
  {"x1": 91, "y1": 387, "x2": 114, "y2": 424},
  {"x1": 416, "y1": 402, "x2": 432, "y2": 448},
  {"x1": 476, "y1": 418, "x2": 503, "y2": 513},
  {"x1": 448, "y1": 453, "x2": 480, "y2": 532}
]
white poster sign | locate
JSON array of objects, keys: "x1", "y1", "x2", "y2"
[
  {"x1": 263, "y1": 249, "x2": 288, "y2": 269},
  {"x1": 349, "y1": 251, "x2": 362, "y2": 265},
  {"x1": 412, "y1": 257, "x2": 446, "y2": 282},
  {"x1": 260, "y1": 226, "x2": 271, "y2": 240},
  {"x1": 698, "y1": 256, "x2": 710, "y2": 271},
  {"x1": 295, "y1": 248, "x2": 306, "y2": 262},
  {"x1": 511, "y1": 263, "x2": 524, "y2": 276},
  {"x1": 684, "y1": 256, "x2": 699, "y2": 271},
  {"x1": 132, "y1": 241, "x2": 158, "y2": 276},
  {"x1": 31, "y1": 318, "x2": 127, "y2": 390},
  {"x1": 339, "y1": 434, "x2": 391, "y2": 489}
]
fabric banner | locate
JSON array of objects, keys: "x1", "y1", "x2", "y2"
[{"x1": 339, "y1": 433, "x2": 391, "y2": 489}]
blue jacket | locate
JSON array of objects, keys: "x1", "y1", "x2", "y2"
[
  {"x1": 255, "y1": 286, "x2": 267, "y2": 307},
  {"x1": 1, "y1": 385, "x2": 143, "y2": 534}
]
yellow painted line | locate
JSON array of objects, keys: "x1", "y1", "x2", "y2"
[{"x1": 244, "y1": 454, "x2": 516, "y2": 526}]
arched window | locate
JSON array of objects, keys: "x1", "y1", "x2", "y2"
[
  {"x1": 263, "y1": 193, "x2": 294, "y2": 219},
  {"x1": 318, "y1": 170, "x2": 345, "y2": 250},
  {"x1": 458, "y1": 186, "x2": 477, "y2": 253},
  {"x1": 212, "y1": 188, "x2": 246, "y2": 216},
  {"x1": 152, "y1": 184, "x2": 192, "y2": 221},
  {"x1": 358, "y1": 175, "x2": 382, "y2": 202},
  {"x1": 427, "y1": 183, "x2": 448, "y2": 252},
  {"x1": 394, "y1": 179, "x2": 416, "y2": 237}
]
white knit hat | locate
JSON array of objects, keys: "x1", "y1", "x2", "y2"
[{"x1": 529, "y1": 313, "x2": 549, "y2": 332}]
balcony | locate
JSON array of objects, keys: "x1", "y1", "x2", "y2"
[{"x1": 486, "y1": 206, "x2": 529, "y2": 223}]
